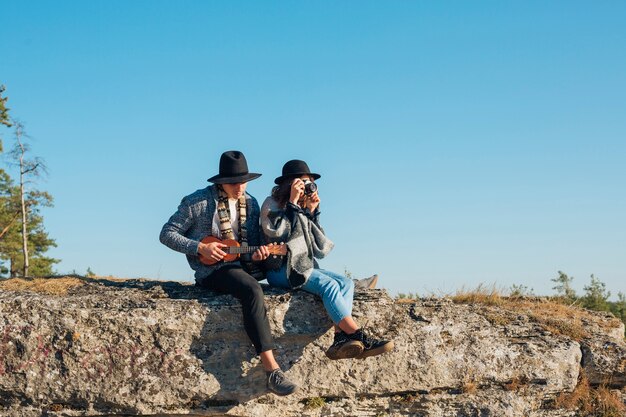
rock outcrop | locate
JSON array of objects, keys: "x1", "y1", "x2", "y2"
[{"x1": 0, "y1": 276, "x2": 624, "y2": 416}]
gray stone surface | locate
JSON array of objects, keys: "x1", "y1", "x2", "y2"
[
  {"x1": 579, "y1": 314, "x2": 626, "y2": 387},
  {"x1": 0, "y1": 277, "x2": 624, "y2": 416}
]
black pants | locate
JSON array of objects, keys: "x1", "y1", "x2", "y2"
[{"x1": 199, "y1": 264, "x2": 275, "y2": 355}]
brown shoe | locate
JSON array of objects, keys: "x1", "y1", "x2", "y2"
[
  {"x1": 354, "y1": 274, "x2": 379, "y2": 290},
  {"x1": 325, "y1": 332, "x2": 365, "y2": 360}
]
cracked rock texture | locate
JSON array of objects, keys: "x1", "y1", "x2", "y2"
[{"x1": 0, "y1": 277, "x2": 624, "y2": 416}]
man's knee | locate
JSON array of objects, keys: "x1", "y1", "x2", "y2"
[{"x1": 240, "y1": 277, "x2": 265, "y2": 300}]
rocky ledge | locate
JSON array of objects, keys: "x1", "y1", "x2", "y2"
[{"x1": 0, "y1": 276, "x2": 624, "y2": 417}]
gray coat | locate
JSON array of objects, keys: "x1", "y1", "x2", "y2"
[
  {"x1": 260, "y1": 197, "x2": 334, "y2": 288},
  {"x1": 159, "y1": 184, "x2": 261, "y2": 284}
]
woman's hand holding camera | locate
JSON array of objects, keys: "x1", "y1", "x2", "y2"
[
  {"x1": 289, "y1": 178, "x2": 306, "y2": 205},
  {"x1": 305, "y1": 191, "x2": 320, "y2": 213},
  {"x1": 290, "y1": 178, "x2": 320, "y2": 212}
]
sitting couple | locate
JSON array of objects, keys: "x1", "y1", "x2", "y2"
[{"x1": 159, "y1": 150, "x2": 393, "y2": 396}]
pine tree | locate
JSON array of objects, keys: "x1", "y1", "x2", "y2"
[
  {"x1": 551, "y1": 270, "x2": 577, "y2": 301},
  {"x1": 581, "y1": 274, "x2": 611, "y2": 312},
  {"x1": 611, "y1": 292, "x2": 626, "y2": 323},
  {"x1": 0, "y1": 85, "x2": 10, "y2": 128},
  {"x1": 0, "y1": 175, "x2": 58, "y2": 276},
  {"x1": 0, "y1": 86, "x2": 58, "y2": 277}
]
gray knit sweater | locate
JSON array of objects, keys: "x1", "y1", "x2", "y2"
[{"x1": 159, "y1": 184, "x2": 261, "y2": 284}]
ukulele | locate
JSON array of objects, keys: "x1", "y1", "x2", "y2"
[{"x1": 198, "y1": 236, "x2": 288, "y2": 266}]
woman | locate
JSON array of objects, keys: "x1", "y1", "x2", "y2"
[{"x1": 260, "y1": 159, "x2": 394, "y2": 360}]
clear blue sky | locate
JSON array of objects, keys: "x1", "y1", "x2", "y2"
[{"x1": 1, "y1": 1, "x2": 625, "y2": 297}]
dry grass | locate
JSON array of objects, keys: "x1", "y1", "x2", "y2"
[
  {"x1": 555, "y1": 374, "x2": 592, "y2": 411},
  {"x1": 481, "y1": 311, "x2": 515, "y2": 327},
  {"x1": 398, "y1": 392, "x2": 419, "y2": 403},
  {"x1": 460, "y1": 369, "x2": 479, "y2": 394},
  {"x1": 0, "y1": 274, "x2": 143, "y2": 297},
  {"x1": 396, "y1": 298, "x2": 419, "y2": 304},
  {"x1": 526, "y1": 309, "x2": 588, "y2": 341},
  {"x1": 450, "y1": 285, "x2": 622, "y2": 341},
  {"x1": 0, "y1": 276, "x2": 87, "y2": 296},
  {"x1": 461, "y1": 379, "x2": 478, "y2": 394},
  {"x1": 451, "y1": 284, "x2": 504, "y2": 306},
  {"x1": 302, "y1": 396, "x2": 326, "y2": 410},
  {"x1": 555, "y1": 373, "x2": 626, "y2": 417},
  {"x1": 503, "y1": 376, "x2": 529, "y2": 392}
]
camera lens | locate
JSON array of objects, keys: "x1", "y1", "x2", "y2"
[{"x1": 304, "y1": 181, "x2": 318, "y2": 195}]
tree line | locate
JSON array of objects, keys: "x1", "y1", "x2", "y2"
[
  {"x1": 398, "y1": 271, "x2": 626, "y2": 329},
  {"x1": 550, "y1": 271, "x2": 626, "y2": 325},
  {"x1": 0, "y1": 85, "x2": 58, "y2": 277}
]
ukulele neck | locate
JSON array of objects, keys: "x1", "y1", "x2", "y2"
[{"x1": 225, "y1": 245, "x2": 260, "y2": 255}]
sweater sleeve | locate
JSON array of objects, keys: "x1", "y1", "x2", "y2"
[
  {"x1": 285, "y1": 202, "x2": 301, "y2": 226},
  {"x1": 159, "y1": 197, "x2": 200, "y2": 256},
  {"x1": 303, "y1": 206, "x2": 322, "y2": 228}
]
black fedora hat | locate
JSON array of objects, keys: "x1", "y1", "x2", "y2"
[
  {"x1": 274, "y1": 159, "x2": 321, "y2": 184},
  {"x1": 208, "y1": 150, "x2": 262, "y2": 184}
]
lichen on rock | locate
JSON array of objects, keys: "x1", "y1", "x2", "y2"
[{"x1": 0, "y1": 276, "x2": 624, "y2": 416}]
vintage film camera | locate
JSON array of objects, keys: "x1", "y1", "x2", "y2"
[{"x1": 303, "y1": 179, "x2": 318, "y2": 195}]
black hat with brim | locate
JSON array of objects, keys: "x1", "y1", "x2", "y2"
[
  {"x1": 208, "y1": 150, "x2": 262, "y2": 184},
  {"x1": 274, "y1": 159, "x2": 321, "y2": 184}
]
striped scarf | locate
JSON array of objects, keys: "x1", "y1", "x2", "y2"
[{"x1": 216, "y1": 186, "x2": 248, "y2": 244}]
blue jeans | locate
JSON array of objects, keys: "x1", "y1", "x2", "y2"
[{"x1": 266, "y1": 266, "x2": 354, "y2": 324}]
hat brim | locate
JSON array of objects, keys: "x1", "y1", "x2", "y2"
[
  {"x1": 208, "y1": 172, "x2": 262, "y2": 184},
  {"x1": 274, "y1": 172, "x2": 321, "y2": 185}
]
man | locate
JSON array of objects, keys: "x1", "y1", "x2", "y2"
[{"x1": 159, "y1": 150, "x2": 297, "y2": 396}]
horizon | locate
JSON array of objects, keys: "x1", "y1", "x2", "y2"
[{"x1": 1, "y1": 1, "x2": 625, "y2": 298}]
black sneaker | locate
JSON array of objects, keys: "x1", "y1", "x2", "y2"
[
  {"x1": 266, "y1": 368, "x2": 298, "y2": 396},
  {"x1": 325, "y1": 331, "x2": 365, "y2": 360},
  {"x1": 349, "y1": 329, "x2": 394, "y2": 359}
]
